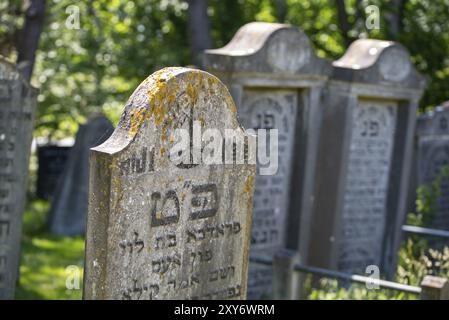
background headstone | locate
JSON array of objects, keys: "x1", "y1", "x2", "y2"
[
  {"x1": 36, "y1": 145, "x2": 71, "y2": 199},
  {"x1": 203, "y1": 22, "x2": 331, "y2": 299},
  {"x1": 48, "y1": 114, "x2": 114, "y2": 236},
  {"x1": 310, "y1": 40, "x2": 426, "y2": 278},
  {"x1": 0, "y1": 58, "x2": 37, "y2": 299},
  {"x1": 83, "y1": 67, "x2": 256, "y2": 300},
  {"x1": 412, "y1": 103, "x2": 449, "y2": 242}
]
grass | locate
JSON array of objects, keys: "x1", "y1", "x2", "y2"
[
  {"x1": 14, "y1": 200, "x2": 449, "y2": 300},
  {"x1": 15, "y1": 200, "x2": 85, "y2": 300}
]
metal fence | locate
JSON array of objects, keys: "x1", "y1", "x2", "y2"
[
  {"x1": 250, "y1": 252, "x2": 448, "y2": 300},
  {"x1": 402, "y1": 225, "x2": 449, "y2": 240},
  {"x1": 248, "y1": 225, "x2": 449, "y2": 299}
]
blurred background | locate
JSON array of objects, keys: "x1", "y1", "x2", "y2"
[{"x1": 1, "y1": 0, "x2": 448, "y2": 299}]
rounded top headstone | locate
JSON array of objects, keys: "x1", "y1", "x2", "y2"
[
  {"x1": 0, "y1": 56, "x2": 20, "y2": 81},
  {"x1": 94, "y1": 67, "x2": 245, "y2": 156},
  {"x1": 332, "y1": 39, "x2": 425, "y2": 88},
  {"x1": 84, "y1": 67, "x2": 256, "y2": 300},
  {"x1": 417, "y1": 101, "x2": 449, "y2": 136},
  {"x1": 203, "y1": 22, "x2": 330, "y2": 76}
]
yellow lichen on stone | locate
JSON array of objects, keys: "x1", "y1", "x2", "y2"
[
  {"x1": 185, "y1": 69, "x2": 206, "y2": 106},
  {"x1": 243, "y1": 174, "x2": 254, "y2": 195},
  {"x1": 129, "y1": 108, "x2": 146, "y2": 138},
  {"x1": 228, "y1": 94, "x2": 237, "y2": 114},
  {"x1": 126, "y1": 67, "x2": 229, "y2": 141}
]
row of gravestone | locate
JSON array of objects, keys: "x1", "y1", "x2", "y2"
[
  {"x1": 409, "y1": 101, "x2": 449, "y2": 250},
  {"x1": 202, "y1": 22, "x2": 426, "y2": 299},
  {"x1": 2, "y1": 21, "x2": 449, "y2": 300}
]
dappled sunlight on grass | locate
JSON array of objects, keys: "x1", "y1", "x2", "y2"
[{"x1": 15, "y1": 200, "x2": 85, "y2": 300}]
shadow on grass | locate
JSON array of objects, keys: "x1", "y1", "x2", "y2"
[{"x1": 15, "y1": 200, "x2": 85, "y2": 300}]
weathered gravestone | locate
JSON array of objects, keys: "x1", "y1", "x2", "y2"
[
  {"x1": 309, "y1": 40, "x2": 426, "y2": 277},
  {"x1": 413, "y1": 102, "x2": 449, "y2": 235},
  {"x1": 36, "y1": 144, "x2": 72, "y2": 200},
  {"x1": 48, "y1": 115, "x2": 114, "y2": 235},
  {"x1": 83, "y1": 67, "x2": 256, "y2": 300},
  {"x1": 203, "y1": 22, "x2": 331, "y2": 299},
  {"x1": 0, "y1": 58, "x2": 37, "y2": 299}
]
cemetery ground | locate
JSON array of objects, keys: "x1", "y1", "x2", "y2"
[
  {"x1": 15, "y1": 198, "x2": 448, "y2": 300},
  {"x1": 16, "y1": 200, "x2": 84, "y2": 300}
]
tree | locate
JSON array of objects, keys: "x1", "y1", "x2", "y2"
[
  {"x1": 385, "y1": 0, "x2": 406, "y2": 39},
  {"x1": 17, "y1": 0, "x2": 47, "y2": 81},
  {"x1": 273, "y1": 0, "x2": 288, "y2": 23},
  {"x1": 187, "y1": 0, "x2": 212, "y2": 67}
]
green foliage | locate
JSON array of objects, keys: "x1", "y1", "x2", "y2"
[
  {"x1": 286, "y1": 0, "x2": 345, "y2": 59},
  {"x1": 399, "y1": 0, "x2": 449, "y2": 110},
  {"x1": 396, "y1": 239, "x2": 449, "y2": 287},
  {"x1": 16, "y1": 200, "x2": 84, "y2": 300},
  {"x1": 398, "y1": 165, "x2": 449, "y2": 287},
  {"x1": 1, "y1": 0, "x2": 448, "y2": 139},
  {"x1": 308, "y1": 277, "x2": 418, "y2": 300},
  {"x1": 408, "y1": 166, "x2": 449, "y2": 227},
  {"x1": 32, "y1": 0, "x2": 193, "y2": 140}
]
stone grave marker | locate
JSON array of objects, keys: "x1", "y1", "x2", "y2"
[
  {"x1": 36, "y1": 144, "x2": 72, "y2": 199},
  {"x1": 413, "y1": 103, "x2": 449, "y2": 236},
  {"x1": 0, "y1": 58, "x2": 37, "y2": 299},
  {"x1": 48, "y1": 114, "x2": 114, "y2": 235},
  {"x1": 83, "y1": 67, "x2": 256, "y2": 300},
  {"x1": 310, "y1": 40, "x2": 426, "y2": 278},
  {"x1": 203, "y1": 22, "x2": 331, "y2": 299}
]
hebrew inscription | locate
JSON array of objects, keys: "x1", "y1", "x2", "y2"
[
  {"x1": 83, "y1": 68, "x2": 255, "y2": 300},
  {"x1": 338, "y1": 100, "x2": 397, "y2": 273},
  {"x1": 238, "y1": 90, "x2": 298, "y2": 299}
]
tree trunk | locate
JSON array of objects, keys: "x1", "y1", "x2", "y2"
[
  {"x1": 275, "y1": 0, "x2": 288, "y2": 23},
  {"x1": 17, "y1": 0, "x2": 46, "y2": 82},
  {"x1": 187, "y1": 0, "x2": 213, "y2": 68},
  {"x1": 335, "y1": 0, "x2": 353, "y2": 48},
  {"x1": 386, "y1": 0, "x2": 406, "y2": 39}
]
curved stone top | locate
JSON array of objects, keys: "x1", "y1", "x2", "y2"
[
  {"x1": 93, "y1": 67, "x2": 248, "y2": 156},
  {"x1": 0, "y1": 56, "x2": 37, "y2": 98},
  {"x1": 417, "y1": 101, "x2": 449, "y2": 136},
  {"x1": 332, "y1": 39, "x2": 426, "y2": 89},
  {"x1": 206, "y1": 22, "x2": 287, "y2": 57},
  {"x1": 0, "y1": 56, "x2": 20, "y2": 80},
  {"x1": 203, "y1": 22, "x2": 330, "y2": 76}
]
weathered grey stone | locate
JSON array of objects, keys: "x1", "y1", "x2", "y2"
[
  {"x1": 272, "y1": 249, "x2": 302, "y2": 300},
  {"x1": 83, "y1": 67, "x2": 256, "y2": 300},
  {"x1": 48, "y1": 114, "x2": 114, "y2": 235},
  {"x1": 310, "y1": 39, "x2": 426, "y2": 278},
  {"x1": 412, "y1": 103, "x2": 449, "y2": 236},
  {"x1": 421, "y1": 275, "x2": 449, "y2": 300},
  {"x1": 36, "y1": 145, "x2": 71, "y2": 200},
  {"x1": 0, "y1": 57, "x2": 37, "y2": 299},
  {"x1": 203, "y1": 22, "x2": 331, "y2": 299}
]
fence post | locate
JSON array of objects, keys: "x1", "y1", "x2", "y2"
[
  {"x1": 420, "y1": 275, "x2": 449, "y2": 300},
  {"x1": 273, "y1": 249, "x2": 302, "y2": 299}
]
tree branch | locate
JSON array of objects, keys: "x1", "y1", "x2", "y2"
[
  {"x1": 17, "y1": 0, "x2": 46, "y2": 82},
  {"x1": 335, "y1": 0, "x2": 354, "y2": 48},
  {"x1": 187, "y1": 0, "x2": 213, "y2": 68}
]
